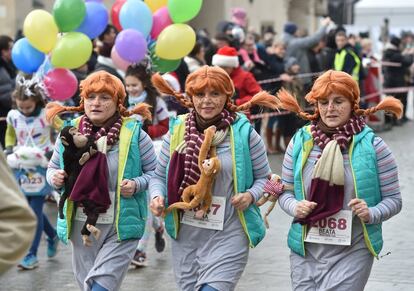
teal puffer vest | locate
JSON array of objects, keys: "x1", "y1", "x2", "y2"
[
  {"x1": 57, "y1": 117, "x2": 147, "y2": 243},
  {"x1": 288, "y1": 125, "x2": 383, "y2": 257},
  {"x1": 164, "y1": 113, "x2": 266, "y2": 248}
]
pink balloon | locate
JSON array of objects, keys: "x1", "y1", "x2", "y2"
[
  {"x1": 111, "y1": 46, "x2": 131, "y2": 71},
  {"x1": 43, "y1": 68, "x2": 78, "y2": 101},
  {"x1": 150, "y1": 7, "x2": 172, "y2": 39}
]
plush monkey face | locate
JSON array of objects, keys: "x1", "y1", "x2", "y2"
[
  {"x1": 202, "y1": 157, "x2": 220, "y2": 176},
  {"x1": 60, "y1": 126, "x2": 89, "y2": 148}
]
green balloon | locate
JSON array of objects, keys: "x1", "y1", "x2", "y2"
[
  {"x1": 53, "y1": 0, "x2": 86, "y2": 32},
  {"x1": 168, "y1": 0, "x2": 203, "y2": 23},
  {"x1": 150, "y1": 43, "x2": 181, "y2": 73},
  {"x1": 51, "y1": 32, "x2": 92, "y2": 69}
]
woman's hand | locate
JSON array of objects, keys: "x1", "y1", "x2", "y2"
[
  {"x1": 52, "y1": 170, "x2": 67, "y2": 188},
  {"x1": 120, "y1": 179, "x2": 136, "y2": 197},
  {"x1": 294, "y1": 200, "x2": 318, "y2": 219},
  {"x1": 150, "y1": 196, "x2": 165, "y2": 216},
  {"x1": 231, "y1": 192, "x2": 253, "y2": 211},
  {"x1": 348, "y1": 198, "x2": 370, "y2": 223}
]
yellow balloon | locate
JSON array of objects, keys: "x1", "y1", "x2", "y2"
[
  {"x1": 51, "y1": 32, "x2": 92, "y2": 69},
  {"x1": 156, "y1": 24, "x2": 196, "y2": 60},
  {"x1": 144, "y1": 0, "x2": 168, "y2": 12},
  {"x1": 23, "y1": 10, "x2": 58, "y2": 53}
]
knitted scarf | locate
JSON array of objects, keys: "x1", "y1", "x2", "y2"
[
  {"x1": 167, "y1": 110, "x2": 235, "y2": 205},
  {"x1": 79, "y1": 113, "x2": 122, "y2": 146},
  {"x1": 296, "y1": 115, "x2": 365, "y2": 226},
  {"x1": 310, "y1": 115, "x2": 365, "y2": 150}
]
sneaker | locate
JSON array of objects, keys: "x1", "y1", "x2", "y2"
[
  {"x1": 154, "y1": 229, "x2": 166, "y2": 253},
  {"x1": 47, "y1": 236, "x2": 59, "y2": 258},
  {"x1": 18, "y1": 254, "x2": 39, "y2": 270},
  {"x1": 131, "y1": 250, "x2": 147, "y2": 267}
]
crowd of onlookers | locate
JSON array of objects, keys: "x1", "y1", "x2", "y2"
[{"x1": 1, "y1": 9, "x2": 414, "y2": 155}]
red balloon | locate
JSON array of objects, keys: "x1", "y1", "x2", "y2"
[
  {"x1": 43, "y1": 68, "x2": 78, "y2": 101},
  {"x1": 111, "y1": 0, "x2": 126, "y2": 32}
]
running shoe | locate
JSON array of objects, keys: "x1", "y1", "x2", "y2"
[
  {"x1": 154, "y1": 228, "x2": 166, "y2": 253},
  {"x1": 47, "y1": 236, "x2": 59, "y2": 258},
  {"x1": 131, "y1": 250, "x2": 147, "y2": 267},
  {"x1": 18, "y1": 254, "x2": 39, "y2": 270}
]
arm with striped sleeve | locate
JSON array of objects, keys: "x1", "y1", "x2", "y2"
[
  {"x1": 245, "y1": 129, "x2": 272, "y2": 202},
  {"x1": 46, "y1": 137, "x2": 62, "y2": 189},
  {"x1": 278, "y1": 138, "x2": 298, "y2": 217},
  {"x1": 367, "y1": 137, "x2": 402, "y2": 224},
  {"x1": 132, "y1": 129, "x2": 156, "y2": 193},
  {"x1": 149, "y1": 132, "x2": 171, "y2": 200}
]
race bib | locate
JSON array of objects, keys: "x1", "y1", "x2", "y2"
[
  {"x1": 19, "y1": 170, "x2": 46, "y2": 193},
  {"x1": 181, "y1": 196, "x2": 226, "y2": 230},
  {"x1": 305, "y1": 210, "x2": 352, "y2": 246},
  {"x1": 75, "y1": 191, "x2": 115, "y2": 224}
]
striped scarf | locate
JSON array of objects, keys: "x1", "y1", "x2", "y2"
[
  {"x1": 177, "y1": 110, "x2": 235, "y2": 196},
  {"x1": 80, "y1": 114, "x2": 122, "y2": 146},
  {"x1": 311, "y1": 115, "x2": 365, "y2": 150}
]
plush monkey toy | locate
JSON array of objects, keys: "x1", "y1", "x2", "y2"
[
  {"x1": 256, "y1": 174, "x2": 293, "y2": 228},
  {"x1": 165, "y1": 125, "x2": 221, "y2": 218},
  {"x1": 59, "y1": 126, "x2": 106, "y2": 245}
]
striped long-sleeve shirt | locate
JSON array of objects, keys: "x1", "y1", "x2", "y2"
[
  {"x1": 279, "y1": 136, "x2": 402, "y2": 224},
  {"x1": 46, "y1": 129, "x2": 156, "y2": 193},
  {"x1": 149, "y1": 129, "x2": 271, "y2": 202}
]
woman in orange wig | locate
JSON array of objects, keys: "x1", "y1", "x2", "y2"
[
  {"x1": 45, "y1": 71, "x2": 156, "y2": 291},
  {"x1": 149, "y1": 65, "x2": 279, "y2": 291},
  {"x1": 277, "y1": 70, "x2": 402, "y2": 290}
]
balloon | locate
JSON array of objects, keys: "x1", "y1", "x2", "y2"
[
  {"x1": 115, "y1": 29, "x2": 147, "y2": 63},
  {"x1": 53, "y1": 0, "x2": 86, "y2": 32},
  {"x1": 155, "y1": 24, "x2": 196, "y2": 60},
  {"x1": 111, "y1": 0, "x2": 126, "y2": 32},
  {"x1": 11, "y1": 38, "x2": 45, "y2": 73},
  {"x1": 43, "y1": 68, "x2": 78, "y2": 101},
  {"x1": 76, "y1": 2, "x2": 109, "y2": 39},
  {"x1": 85, "y1": 0, "x2": 103, "y2": 2},
  {"x1": 119, "y1": 0, "x2": 153, "y2": 37},
  {"x1": 149, "y1": 43, "x2": 180, "y2": 73},
  {"x1": 144, "y1": 0, "x2": 167, "y2": 12},
  {"x1": 51, "y1": 32, "x2": 92, "y2": 69},
  {"x1": 168, "y1": 0, "x2": 203, "y2": 23},
  {"x1": 111, "y1": 47, "x2": 132, "y2": 71},
  {"x1": 23, "y1": 10, "x2": 58, "y2": 53},
  {"x1": 150, "y1": 7, "x2": 172, "y2": 39}
]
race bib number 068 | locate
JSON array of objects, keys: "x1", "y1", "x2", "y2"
[{"x1": 305, "y1": 210, "x2": 352, "y2": 246}]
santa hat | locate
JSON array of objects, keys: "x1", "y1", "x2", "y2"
[{"x1": 212, "y1": 46, "x2": 239, "y2": 68}]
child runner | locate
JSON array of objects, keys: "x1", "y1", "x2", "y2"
[
  {"x1": 5, "y1": 75, "x2": 59, "y2": 270},
  {"x1": 124, "y1": 64, "x2": 168, "y2": 266}
]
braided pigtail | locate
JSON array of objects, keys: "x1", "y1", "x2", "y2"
[
  {"x1": 45, "y1": 102, "x2": 84, "y2": 125},
  {"x1": 355, "y1": 96, "x2": 403, "y2": 119},
  {"x1": 234, "y1": 91, "x2": 281, "y2": 112},
  {"x1": 122, "y1": 103, "x2": 152, "y2": 121},
  {"x1": 276, "y1": 88, "x2": 317, "y2": 120},
  {"x1": 151, "y1": 73, "x2": 193, "y2": 108}
]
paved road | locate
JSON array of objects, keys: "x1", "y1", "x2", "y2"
[{"x1": 1, "y1": 121, "x2": 413, "y2": 291}]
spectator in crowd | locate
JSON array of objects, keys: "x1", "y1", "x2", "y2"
[
  {"x1": 184, "y1": 42, "x2": 206, "y2": 73},
  {"x1": 0, "y1": 35, "x2": 16, "y2": 148},
  {"x1": 212, "y1": 46, "x2": 262, "y2": 132},
  {"x1": 334, "y1": 31, "x2": 362, "y2": 82},
  {"x1": 94, "y1": 25, "x2": 124, "y2": 81},
  {"x1": 383, "y1": 36, "x2": 414, "y2": 123},
  {"x1": 283, "y1": 17, "x2": 332, "y2": 90}
]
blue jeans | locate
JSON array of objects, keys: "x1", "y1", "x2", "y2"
[
  {"x1": 27, "y1": 196, "x2": 57, "y2": 256},
  {"x1": 200, "y1": 284, "x2": 218, "y2": 291}
]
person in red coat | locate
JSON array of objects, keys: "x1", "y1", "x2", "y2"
[
  {"x1": 212, "y1": 46, "x2": 262, "y2": 132},
  {"x1": 212, "y1": 46, "x2": 261, "y2": 106}
]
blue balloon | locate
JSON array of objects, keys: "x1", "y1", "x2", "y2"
[
  {"x1": 119, "y1": 0, "x2": 152, "y2": 37},
  {"x1": 12, "y1": 38, "x2": 45, "y2": 73},
  {"x1": 76, "y1": 2, "x2": 108, "y2": 39}
]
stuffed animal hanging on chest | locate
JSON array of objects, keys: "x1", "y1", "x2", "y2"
[
  {"x1": 165, "y1": 125, "x2": 221, "y2": 218},
  {"x1": 60, "y1": 126, "x2": 109, "y2": 246}
]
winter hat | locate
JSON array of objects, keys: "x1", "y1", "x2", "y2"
[
  {"x1": 390, "y1": 36, "x2": 401, "y2": 48},
  {"x1": 284, "y1": 22, "x2": 298, "y2": 35},
  {"x1": 231, "y1": 7, "x2": 247, "y2": 27},
  {"x1": 284, "y1": 57, "x2": 299, "y2": 71},
  {"x1": 212, "y1": 46, "x2": 239, "y2": 68}
]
